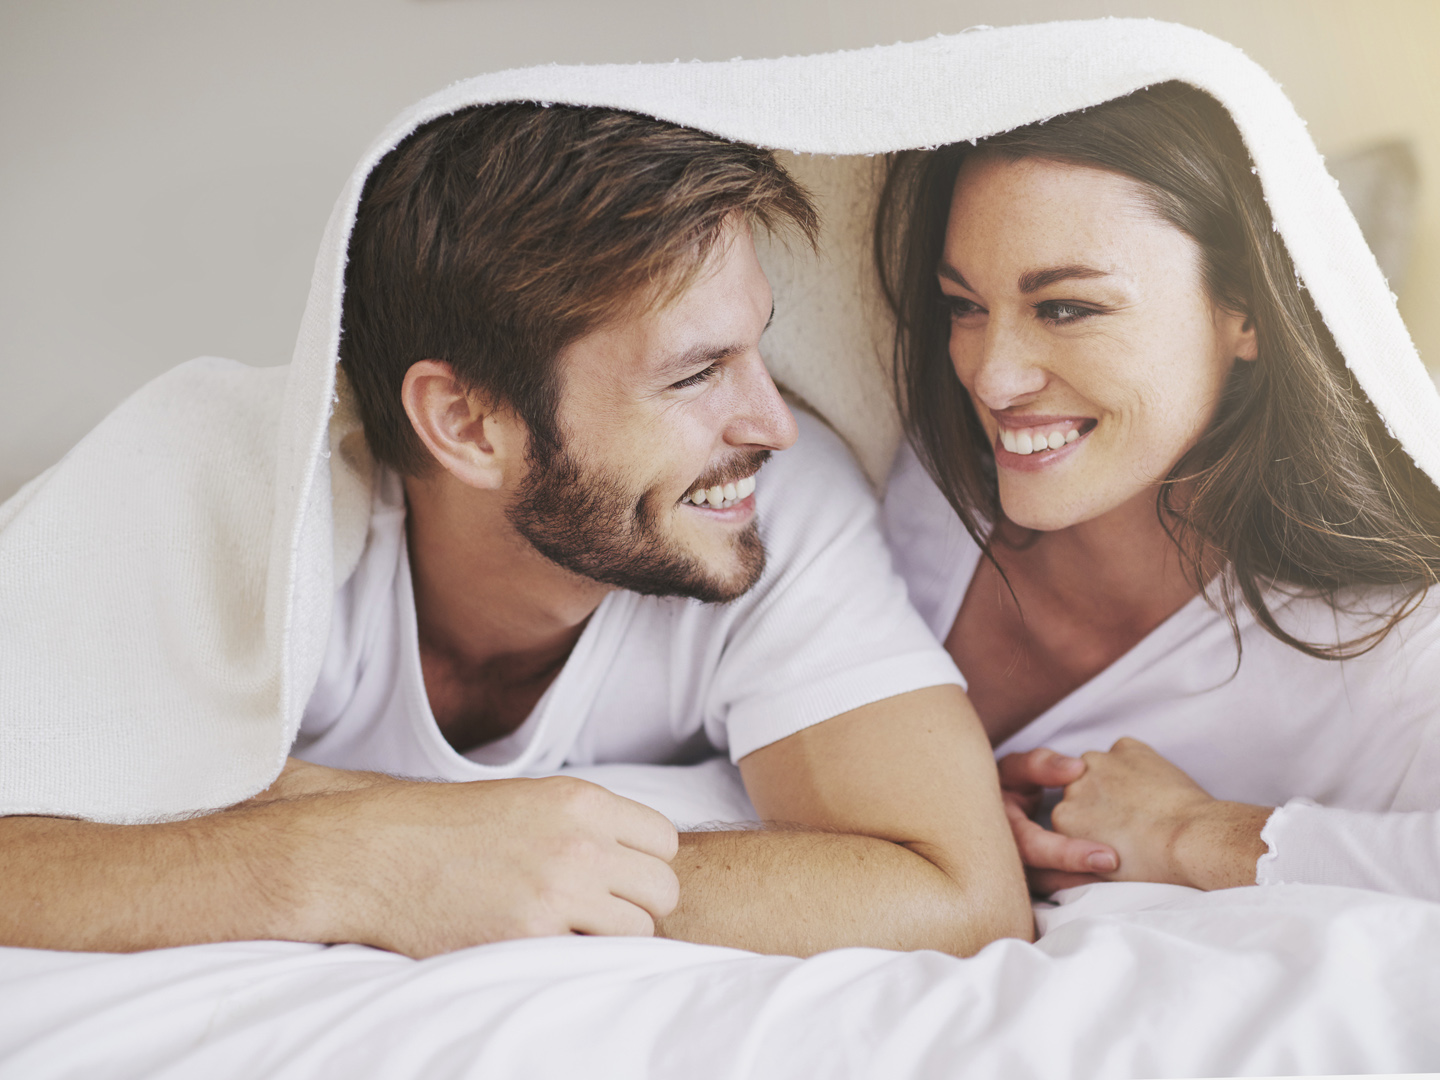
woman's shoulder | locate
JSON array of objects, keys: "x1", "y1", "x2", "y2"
[{"x1": 1261, "y1": 580, "x2": 1440, "y2": 661}]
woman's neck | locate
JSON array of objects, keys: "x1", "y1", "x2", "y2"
[
  {"x1": 998, "y1": 491, "x2": 1201, "y2": 635},
  {"x1": 951, "y1": 489, "x2": 1209, "y2": 745}
]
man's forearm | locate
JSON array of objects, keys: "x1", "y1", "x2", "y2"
[
  {"x1": 657, "y1": 828, "x2": 1033, "y2": 957},
  {"x1": 1, "y1": 766, "x2": 681, "y2": 957},
  {"x1": 0, "y1": 803, "x2": 329, "y2": 953},
  {"x1": 0, "y1": 760, "x2": 399, "y2": 952}
]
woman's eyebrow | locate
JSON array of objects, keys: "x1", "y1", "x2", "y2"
[
  {"x1": 937, "y1": 262, "x2": 972, "y2": 290},
  {"x1": 1018, "y1": 265, "x2": 1109, "y2": 293}
]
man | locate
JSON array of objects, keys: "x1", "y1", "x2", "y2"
[{"x1": 0, "y1": 104, "x2": 1029, "y2": 958}]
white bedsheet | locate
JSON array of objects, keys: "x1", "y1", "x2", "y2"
[{"x1": 1, "y1": 883, "x2": 1435, "y2": 1079}]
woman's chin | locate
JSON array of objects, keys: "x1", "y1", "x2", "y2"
[
  {"x1": 998, "y1": 506, "x2": 1073, "y2": 533},
  {"x1": 996, "y1": 487, "x2": 1093, "y2": 533}
]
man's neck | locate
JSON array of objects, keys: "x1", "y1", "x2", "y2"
[{"x1": 402, "y1": 472, "x2": 609, "y2": 749}]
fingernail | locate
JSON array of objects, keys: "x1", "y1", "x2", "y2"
[{"x1": 1087, "y1": 852, "x2": 1118, "y2": 872}]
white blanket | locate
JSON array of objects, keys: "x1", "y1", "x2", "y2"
[
  {"x1": 3, "y1": 17, "x2": 1438, "y2": 823},
  {"x1": 2, "y1": 884, "x2": 1436, "y2": 1078}
]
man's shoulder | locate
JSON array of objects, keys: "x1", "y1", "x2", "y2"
[
  {"x1": 758, "y1": 408, "x2": 876, "y2": 518},
  {"x1": 723, "y1": 407, "x2": 895, "y2": 604}
]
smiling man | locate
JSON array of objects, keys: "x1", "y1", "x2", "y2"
[{"x1": 0, "y1": 104, "x2": 1029, "y2": 959}]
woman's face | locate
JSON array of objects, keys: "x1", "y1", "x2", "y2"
[{"x1": 940, "y1": 154, "x2": 1256, "y2": 533}]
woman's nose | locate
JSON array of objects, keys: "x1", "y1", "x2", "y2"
[{"x1": 957, "y1": 319, "x2": 1048, "y2": 410}]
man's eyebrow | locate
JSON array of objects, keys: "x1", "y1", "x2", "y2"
[
  {"x1": 1018, "y1": 265, "x2": 1109, "y2": 294},
  {"x1": 658, "y1": 303, "x2": 774, "y2": 381},
  {"x1": 658, "y1": 341, "x2": 746, "y2": 381}
]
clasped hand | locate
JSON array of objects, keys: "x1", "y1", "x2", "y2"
[{"x1": 998, "y1": 737, "x2": 1266, "y2": 894}]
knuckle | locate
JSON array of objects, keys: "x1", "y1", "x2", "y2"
[
  {"x1": 656, "y1": 867, "x2": 681, "y2": 915},
  {"x1": 545, "y1": 775, "x2": 600, "y2": 810},
  {"x1": 652, "y1": 820, "x2": 680, "y2": 861},
  {"x1": 1051, "y1": 801, "x2": 1076, "y2": 832}
]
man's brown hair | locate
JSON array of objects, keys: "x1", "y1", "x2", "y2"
[{"x1": 340, "y1": 103, "x2": 818, "y2": 475}]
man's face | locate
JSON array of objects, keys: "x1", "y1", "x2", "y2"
[{"x1": 508, "y1": 217, "x2": 797, "y2": 603}]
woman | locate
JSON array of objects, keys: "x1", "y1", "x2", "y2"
[{"x1": 875, "y1": 82, "x2": 1440, "y2": 898}]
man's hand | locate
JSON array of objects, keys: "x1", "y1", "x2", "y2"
[
  {"x1": 0, "y1": 767, "x2": 679, "y2": 958},
  {"x1": 997, "y1": 748, "x2": 1119, "y2": 895},
  {"x1": 312, "y1": 776, "x2": 680, "y2": 956},
  {"x1": 1049, "y1": 737, "x2": 1272, "y2": 891}
]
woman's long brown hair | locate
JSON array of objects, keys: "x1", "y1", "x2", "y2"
[{"x1": 874, "y1": 82, "x2": 1440, "y2": 659}]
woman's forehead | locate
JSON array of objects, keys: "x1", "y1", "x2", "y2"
[
  {"x1": 953, "y1": 154, "x2": 1155, "y2": 215},
  {"x1": 945, "y1": 156, "x2": 1187, "y2": 271}
]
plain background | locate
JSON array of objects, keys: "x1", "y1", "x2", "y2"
[{"x1": 3, "y1": 0, "x2": 1438, "y2": 502}]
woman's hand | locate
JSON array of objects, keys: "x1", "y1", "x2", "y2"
[
  {"x1": 1051, "y1": 737, "x2": 1273, "y2": 890},
  {"x1": 997, "y1": 748, "x2": 1119, "y2": 895}
]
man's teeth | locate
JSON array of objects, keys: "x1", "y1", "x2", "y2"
[
  {"x1": 1000, "y1": 426, "x2": 1083, "y2": 456},
  {"x1": 684, "y1": 474, "x2": 756, "y2": 508}
]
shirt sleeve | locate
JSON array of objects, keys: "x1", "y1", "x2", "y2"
[
  {"x1": 1255, "y1": 598, "x2": 1440, "y2": 899},
  {"x1": 1256, "y1": 800, "x2": 1440, "y2": 901},
  {"x1": 709, "y1": 411, "x2": 965, "y2": 763}
]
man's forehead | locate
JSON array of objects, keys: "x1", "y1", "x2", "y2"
[{"x1": 560, "y1": 230, "x2": 773, "y2": 390}]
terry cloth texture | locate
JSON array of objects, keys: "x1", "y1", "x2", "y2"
[{"x1": 3, "y1": 19, "x2": 1437, "y2": 822}]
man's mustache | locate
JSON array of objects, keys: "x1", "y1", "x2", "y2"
[{"x1": 688, "y1": 449, "x2": 771, "y2": 494}]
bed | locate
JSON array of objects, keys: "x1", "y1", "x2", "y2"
[{"x1": 2, "y1": 881, "x2": 1436, "y2": 1078}]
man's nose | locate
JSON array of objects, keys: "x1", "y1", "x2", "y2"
[
  {"x1": 961, "y1": 318, "x2": 1048, "y2": 411},
  {"x1": 726, "y1": 351, "x2": 798, "y2": 451}
]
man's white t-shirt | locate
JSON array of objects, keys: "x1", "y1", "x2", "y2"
[
  {"x1": 295, "y1": 412, "x2": 962, "y2": 790},
  {"x1": 882, "y1": 441, "x2": 1440, "y2": 899}
]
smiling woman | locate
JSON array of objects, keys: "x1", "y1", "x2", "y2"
[
  {"x1": 879, "y1": 83, "x2": 1440, "y2": 660},
  {"x1": 875, "y1": 82, "x2": 1440, "y2": 898}
]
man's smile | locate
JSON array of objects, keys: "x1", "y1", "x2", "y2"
[{"x1": 680, "y1": 472, "x2": 757, "y2": 509}]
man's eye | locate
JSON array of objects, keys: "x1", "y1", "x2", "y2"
[
  {"x1": 1037, "y1": 301, "x2": 1097, "y2": 324},
  {"x1": 941, "y1": 295, "x2": 984, "y2": 320},
  {"x1": 671, "y1": 364, "x2": 718, "y2": 390}
]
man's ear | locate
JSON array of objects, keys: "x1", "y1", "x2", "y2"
[{"x1": 401, "y1": 360, "x2": 525, "y2": 490}]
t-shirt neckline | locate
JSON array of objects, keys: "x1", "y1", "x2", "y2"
[{"x1": 393, "y1": 516, "x2": 639, "y2": 779}]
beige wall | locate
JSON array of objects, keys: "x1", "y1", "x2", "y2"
[{"x1": 2, "y1": 0, "x2": 1437, "y2": 501}]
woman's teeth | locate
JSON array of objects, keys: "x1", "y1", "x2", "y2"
[
  {"x1": 682, "y1": 474, "x2": 756, "y2": 509},
  {"x1": 1000, "y1": 426, "x2": 1082, "y2": 456}
]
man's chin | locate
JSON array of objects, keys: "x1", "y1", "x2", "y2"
[
  {"x1": 633, "y1": 531, "x2": 765, "y2": 603},
  {"x1": 580, "y1": 525, "x2": 766, "y2": 604}
]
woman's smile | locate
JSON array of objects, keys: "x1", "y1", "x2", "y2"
[{"x1": 991, "y1": 414, "x2": 1098, "y2": 471}]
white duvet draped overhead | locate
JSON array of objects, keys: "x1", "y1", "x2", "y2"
[{"x1": 2, "y1": 19, "x2": 1437, "y2": 822}]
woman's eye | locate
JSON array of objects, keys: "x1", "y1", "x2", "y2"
[
  {"x1": 1037, "y1": 301, "x2": 1096, "y2": 324},
  {"x1": 942, "y1": 295, "x2": 984, "y2": 320},
  {"x1": 671, "y1": 364, "x2": 719, "y2": 390}
]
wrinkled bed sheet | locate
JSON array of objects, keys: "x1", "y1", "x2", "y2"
[
  {"x1": 4, "y1": 763, "x2": 1436, "y2": 1078},
  {"x1": 1, "y1": 882, "x2": 1436, "y2": 1079}
]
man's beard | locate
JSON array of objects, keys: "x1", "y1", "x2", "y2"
[{"x1": 508, "y1": 444, "x2": 768, "y2": 604}]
